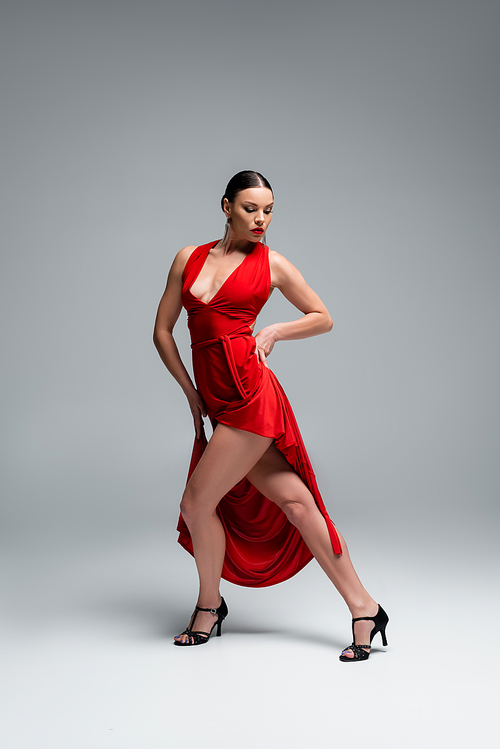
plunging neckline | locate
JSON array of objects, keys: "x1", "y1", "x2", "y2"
[{"x1": 188, "y1": 241, "x2": 257, "y2": 306}]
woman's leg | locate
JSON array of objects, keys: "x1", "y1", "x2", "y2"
[
  {"x1": 246, "y1": 443, "x2": 378, "y2": 657},
  {"x1": 176, "y1": 424, "x2": 273, "y2": 643}
]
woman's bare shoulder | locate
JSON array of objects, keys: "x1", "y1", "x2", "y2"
[
  {"x1": 170, "y1": 245, "x2": 198, "y2": 277},
  {"x1": 269, "y1": 249, "x2": 301, "y2": 288},
  {"x1": 176, "y1": 244, "x2": 198, "y2": 264},
  {"x1": 269, "y1": 249, "x2": 295, "y2": 268}
]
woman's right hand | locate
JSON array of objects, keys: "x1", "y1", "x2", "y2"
[{"x1": 187, "y1": 390, "x2": 208, "y2": 440}]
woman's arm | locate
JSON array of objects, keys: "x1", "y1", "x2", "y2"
[
  {"x1": 254, "y1": 250, "x2": 333, "y2": 366},
  {"x1": 153, "y1": 246, "x2": 207, "y2": 438}
]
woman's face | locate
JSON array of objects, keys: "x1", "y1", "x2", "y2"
[{"x1": 224, "y1": 187, "x2": 274, "y2": 242}]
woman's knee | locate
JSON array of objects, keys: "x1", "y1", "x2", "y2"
[
  {"x1": 180, "y1": 487, "x2": 196, "y2": 523},
  {"x1": 180, "y1": 485, "x2": 212, "y2": 525},
  {"x1": 279, "y1": 497, "x2": 309, "y2": 528}
]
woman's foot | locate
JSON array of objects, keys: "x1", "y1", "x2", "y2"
[
  {"x1": 174, "y1": 597, "x2": 227, "y2": 646},
  {"x1": 340, "y1": 602, "x2": 380, "y2": 660}
]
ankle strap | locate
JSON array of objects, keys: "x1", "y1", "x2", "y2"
[
  {"x1": 195, "y1": 605, "x2": 219, "y2": 615},
  {"x1": 352, "y1": 615, "x2": 376, "y2": 623}
]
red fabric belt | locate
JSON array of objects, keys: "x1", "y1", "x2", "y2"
[{"x1": 191, "y1": 331, "x2": 253, "y2": 399}]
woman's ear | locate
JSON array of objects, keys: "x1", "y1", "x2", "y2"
[{"x1": 222, "y1": 197, "x2": 231, "y2": 219}]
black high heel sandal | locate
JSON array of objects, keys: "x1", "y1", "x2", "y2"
[
  {"x1": 174, "y1": 597, "x2": 228, "y2": 646},
  {"x1": 339, "y1": 604, "x2": 389, "y2": 662}
]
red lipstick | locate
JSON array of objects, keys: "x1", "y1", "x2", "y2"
[{"x1": 252, "y1": 228, "x2": 264, "y2": 234}]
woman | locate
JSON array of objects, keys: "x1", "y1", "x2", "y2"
[{"x1": 153, "y1": 171, "x2": 388, "y2": 661}]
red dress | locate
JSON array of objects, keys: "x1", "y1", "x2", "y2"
[{"x1": 177, "y1": 240, "x2": 342, "y2": 587}]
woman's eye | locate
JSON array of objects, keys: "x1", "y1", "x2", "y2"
[
  {"x1": 244, "y1": 207, "x2": 255, "y2": 213},
  {"x1": 265, "y1": 209, "x2": 273, "y2": 215}
]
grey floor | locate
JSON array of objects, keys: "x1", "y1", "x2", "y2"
[{"x1": 2, "y1": 525, "x2": 497, "y2": 749}]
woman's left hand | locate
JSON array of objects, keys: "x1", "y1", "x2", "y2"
[{"x1": 254, "y1": 326, "x2": 279, "y2": 367}]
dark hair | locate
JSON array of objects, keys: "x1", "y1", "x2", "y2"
[{"x1": 221, "y1": 170, "x2": 273, "y2": 211}]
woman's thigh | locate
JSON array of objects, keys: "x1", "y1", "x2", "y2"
[
  {"x1": 246, "y1": 442, "x2": 316, "y2": 512},
  {"x1": 184, "y1": 424, "x2": 273, "y2": 513}
]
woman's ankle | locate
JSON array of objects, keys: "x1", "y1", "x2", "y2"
[
  {"x1": 197, "y1": 592, "x2": 222, "y2": 608},
  {"x1": 348, "y1": 597, "x2": 378, "y2": 618}
]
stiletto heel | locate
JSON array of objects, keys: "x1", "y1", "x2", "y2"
[
  {"x1": 339, "y1": 604, "x2": 389, "y2": 662},
  {"x1": 380, "y1": 626, "x2": 388, "y2": 647},
  {"x1": 174, "y1": 597, "x2": 228, "y2": 646}
]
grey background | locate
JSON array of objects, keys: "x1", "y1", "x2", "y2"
[{"x1": 1, "y1": 1, "x2": 499, "y2": 747}]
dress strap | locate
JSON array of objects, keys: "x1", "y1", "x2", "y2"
[{"x1": 181, "y1": 241, "x2": 217, "y2": 290}]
